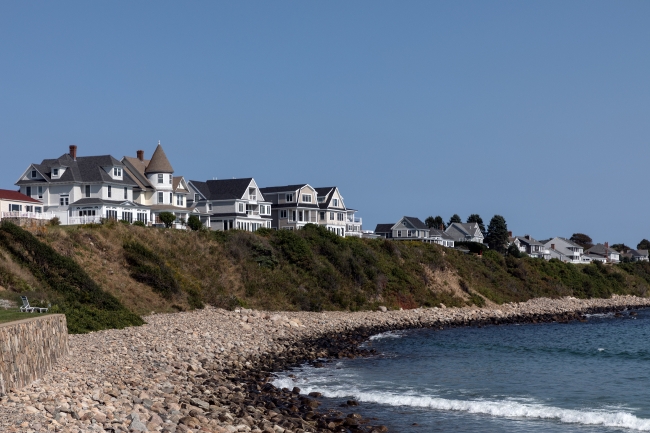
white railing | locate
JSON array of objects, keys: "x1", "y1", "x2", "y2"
[
  {"x1": 347, "y1": 216, "x2": 362, "y2": 223},
  {"x1": 246, "y1": 211, "x2": 260, "y2": 215},
  {"x1": 1, "y1": 211, "x2": 56, "y2": 220},
  {"x1": 69, "y1": 216, "x2": 103, "y2": 225}
]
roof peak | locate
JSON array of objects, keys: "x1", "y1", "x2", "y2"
[{"x1": 145, "y1": 144, "x2": 174, "y2": 174}]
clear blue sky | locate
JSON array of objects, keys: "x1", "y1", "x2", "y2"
[{"x1": 1, "y1": 1, "x2": 649, "y2": 246}]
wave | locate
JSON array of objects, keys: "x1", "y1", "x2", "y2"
[
  {"x1": 367, "y1": 331, "x2": 404, "y2": 341},
  {"x1": 271, "y1": 377, "x2": 650, "y2": 431}
]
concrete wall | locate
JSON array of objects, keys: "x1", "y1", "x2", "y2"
[{"x1": 0, "y1": 314, "x2": 68, "y2": 396}]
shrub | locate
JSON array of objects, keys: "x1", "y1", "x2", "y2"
[
  {"x1": 187, "y1": 215, "x2": 202, "y2": 231},
  {"x1": 119, "y1": 219, "x2": 131, "y2": 225},
  {"x1": 49, "y1": 216, "x2": 61, "y2": 226},
  {"x1": 133, "y1": 220, "x2": 146, "y2": 227},
  {"x1": 158, "y1": 212, "x2": 176, "y2": 228},
  {"x1": 123, "y1": 240, "x2": 180, "y2": 298}
]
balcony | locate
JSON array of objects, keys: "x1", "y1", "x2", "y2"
[
  {"x1": 1, "y1": 211, "x2": 56, "y2": 220},
  {"x1": 69, "y1": 216, "x2": 103, "y2": 225},
  {"x1": 346, "y1": 216, "x2": 362, "y2": 223},
  {"x1": 246, "y1": 210, "x2": 260, "y2": 216}
]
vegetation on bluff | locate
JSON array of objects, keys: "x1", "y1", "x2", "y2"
[{"x1": 0, "y1": 221, "x2": 649, "y2": 333}]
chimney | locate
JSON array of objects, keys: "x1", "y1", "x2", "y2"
[
  {"x1": 69, "y1": 145, "x2": 77, "y2": 161},
  {"x1": 508, "y1": 231, "x2": 513, "y2": 237},
  {"x1": 137, "y1": 150, "x2": 144, "y2": 161},
  {"x1": 605, "y1": 242, "x2": 609, "y2": 249},
  {"x1": 525, "y1": 234, "x2": 530, "y2": 240}
]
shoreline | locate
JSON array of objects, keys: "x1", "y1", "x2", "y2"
[{"x1": 1, "y1": 295, "x2": 649, "y2": 433}]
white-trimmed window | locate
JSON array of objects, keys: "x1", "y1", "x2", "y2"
[
  {"x1": 169, "y1": 192, "x2": 173, "y2": 204},
  {"x1": 10, "y1": 204, "x2": 21, "y2": 212},
  {"x1": 26, "y1": 186, "x2": 32, "y2": 197},
  {"x1": 238, "y1": 203, "x2": 244, "y2": 213},
  {"x1": 38, "y1": 186, "x2": 43, "y2": 199},
  {"x1": 35, "y1": 207, "x2": 42, "y2": 213},
  {"x1": 397, "y1": 230, "x2": 402, "y2": 237},
  {"x1": 280, "y1": 210, "x2": 287, "y2": 219},
  {"x1": 320, "y1": 212, "x2": 325, "y2": 220},
  {"x1": 85, "y1": 185, "x2": 91, "y2": 198},
  {"x1": 176, "y1": 194, "x2": 183, "y2": 206},
  {"x1": 31, "y1": 170, "x2": 37, "y2": 178},
  {"x1": 158, "y1": 192, "x2": 164, "y2": 203},
  {"x1": 113, "y1": 167, "x2": 122, "y2": 177},
  {"x1": 158, "y1": 174, "x2": 163, "y2": 184},
  {"x1": 330, "y1": 212, "x2": 334, "y2": 221},
  {"x1": 59, "y1": 194, "x2": 69, "y2": 206},
  {"x1": 286, "y1": 193, "x2": 294, "y2": 202},
  {"x1": 337, "y1": 212, "x2": 344, "y2": 221},
  {"x1": 208, "y1": 203, "x2": 213, "y2": 211},
  {"x1": 52, "y1": 168, "x2": 59, "y2": 177},
  {"x1": 169, "y1": 174, "x2": 173, "y2": 184},
  {"x1": 107, "y1": 185, "x2": 112, "y2": 198},
  {"x1": 333, "y1": 198, "x2": 339, "y2": 206},
  {"x1": 302, "y1": 194, "x2": 312, "y2": 203},
  {"x1": 124, "y1": 187, "x2": 128, "y2": 199},
  {"x1": 194, "y1": 193, "x2": 201, "y2": 202}
]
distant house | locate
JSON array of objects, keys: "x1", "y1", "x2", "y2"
[
  {"x1": 16, "y1": 145, "x2": 146, "y2": 225},
  {"x1": 621, "y1": 249, "x2": 650, "y2": 262},
  {"x1": 429, "y1": 228, "x2": 455, "y2": 248},
  {"x1": 187, "y1": 178, "x2": 272, "y2": 232},
  {"x1": 543, "y1": 237, "x2": 584, "y2": 264},
  {"x1": 122, "y1": 144, "x2": 197, "y2": 228},
  {"x1": 0, "y1": 189, "x2": 52, "y2": 221},
  {"x1": 388, "y1": 216, "x2": 431, "y2": 241},
  {"x1": 585, "y1": 243, "x2": 620, "y2": 263},
  {"x1": 314, "y1": 187, "x2": 360, "y2": 237},
  {"x1": 515, "y1": 235, "x2": 550, "y2": 259},
  {"x1": 374, "y1": 223, "x2": 394, "y2": 239},
  {"x1": 445, "y1": 222, "x2": 484, "y2": 243}
]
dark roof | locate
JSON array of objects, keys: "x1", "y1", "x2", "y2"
[
  {"x1": 515, "y1": 236, "x2": 543, "y2": 246},
  {"x1": 586, "y1": 244, "x2": 619, "y2": 256},
  {"x1": 190, "y1": 178, "x2": 256, "y2": 201},
  {"x1": 0, "y1": 189, "x2": 41, "y2": 203},
  {"x1": 402, "y1": 216, "x2": 428, "y2": 230},
  {"x1": 430, "y1": 228, "x2": 454, "y2": 240},
  {"x1": 145, "y1": 144, "x2": 174, "y2": 174},
  {"x1": 259, "y1": 184, "x2": 308, "y2": 194},
  {"x1": 375, "y1": 223, "x2": 394, "y2": 233},
  {"x1": 18, "y1": 154, "x2": 137, "y2": 187}
]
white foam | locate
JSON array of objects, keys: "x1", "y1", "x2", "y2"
[
  {"x1": 368, "y1": 331, "x2": 404, "y2": 341},
  {"x1": 271, "y1": 378, "x2": 650, "y2": 431}
]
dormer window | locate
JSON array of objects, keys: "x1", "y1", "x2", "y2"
[
  {"x1": 317, "y1": 196, "x2": 325, "y2": 203},
  {"x1": 113, "y1": 167, "x2": 122, "y2": 177},
  {"x1": 52, "y1": 168, "x2": 59, "y2": 177},
  {"x1": 158, "y1": 174, "x2": 163, "y2": 184},
  {"x1": 31, "y1": 170, "x2": 37, "y2": 178},
  {"x1": 302, "y1": 194, "x2": 312, "y2": 203}
]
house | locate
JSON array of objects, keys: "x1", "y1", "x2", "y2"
[
  {"x1": 187, "y1": 178, "x2": 272, "y2": 232},
  {"x1": 259, "y1": 184, "x2": 323, "y2": 231},
  {"x1": 374, "y1": 223, "x2": 394, "y2": 239},
  {"x1": 314, "y1": 187, "x2": 361, "y2": 237},
  {"x1": 429, "y1": 228, "x2": 455, "y2": 248},
  {"x1": 15, "y1": 145, "x2": 147, "y2": 225},
  {"x1": 543, "y1": 237, "x2": 584, "y2": 263},
  {"x1": 122, "y1": 144, "x2": 198, "y2": 228},
  {"x1": 515, "y1": 235, "x2": 550, "y2": 259},
  {"x1": 0, "y1": 189, "x2": 53, "y2": 221},
  {"x1": 585, "y1": 243, "x2": 620, "y2": 263},
  {"x1": 445, "y1": 222, "x2": 484, "y2": 243},
  {"x1": 621, "y1": 249, "x2": 650, "y2": 262}
]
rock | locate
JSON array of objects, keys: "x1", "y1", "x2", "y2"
[
  {"x1": 378, "y1": 306, "x2": 388, "y2": 312},
  {"x1": 130, "y1": 419, "x2": 148, "y2": 431}
]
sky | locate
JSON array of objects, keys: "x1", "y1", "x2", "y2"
[{"x1": 1, "y1": 1, "x2": 649, "y2": 246}]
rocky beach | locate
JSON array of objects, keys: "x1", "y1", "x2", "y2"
[{"x1": 2, "y1": 295, "x2": 650, "y2": 433}]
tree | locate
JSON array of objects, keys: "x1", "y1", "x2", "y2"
[
  {"x1": 466, "y1": 214, "x2": 485, "y2": 235},
  {"x1": 611, "y1": 243, "x2": 630, "y2": 253},
  {"x1": 570, "y1": 233, "x2": 593, "y2": 249},
  {"x1": 158, "y1": 212, "x2": 176, "y2": 228},
  {"x1": 447, "y1": 214, "x2": 462, "y2": 227},
  {"x1": 507, "y1": 242, "x2": 523, "y2": 258},
  {"x1": 187, "y1": 215, "x2": 202, "y2": 231},
  {"x1": 433, "y1": 216, "x2": 445, "y2": 230},
  {"x1": 485, "y1": 215, "x2": 509, "y2": 253},
  {"x1": 425, "y1": 216, "x2": 436, "y2": 228},
  {"x1": 637, "y1": 239, "x2": 650, "y2": 250}
]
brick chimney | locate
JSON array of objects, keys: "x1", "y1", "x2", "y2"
[
  {"x1": 508, "y1": 231, "x2": 513, "y2": 237},
  {"x1": 525, "y1": 234, "x2": 531, "y2": 240},
  {"x1": 605, "y1": 242, "x2": 609, "y2": 249},
  {"x1": 137, "y1": 150, "x2": 144, "y2": 161},
  {"x1": 69, "y1": 145, "x2": 77, "y2": 161}
]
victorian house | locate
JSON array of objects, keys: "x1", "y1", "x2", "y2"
[
  {"x1": 122, "y1": 144, "x2": 198, "y2": 228},
  {"x1": 15, "y1": 145, "x2": 147, "y2": 225},
  {"x1": 187, "y1": 178, "x2": 271, "y2": 231}
]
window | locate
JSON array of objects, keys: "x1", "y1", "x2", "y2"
[
  {"x1": 37, "y1": 186, "x2": 43, "y2": 199},
  {"x1": 286, "y1": 193, "x2": 294, "y2": 202},
  {"x1": 302, "y1": 194, "x2": 312, "y2": 203},
  {"x1": 35, "y1": 207, "x2": 42, "y2": 213},
  {"x1": 137, "y1": 213, "x2": 148, "y2": 223},
  {"x1": 169, "y1": 193, "x2": 173, "y2": 204},
  {"x1": 106, "y1": 210, "x2": 117, "y2": 220},
  {"x1": 194, "y1": 193, "x2": 201, "y2": 202},
  {"x1": 408, "y1": 230, "x2": 414, "y2": 237},
  {"x1": 85, "y1": 185, "x2": 91, "y2": 198},
  {"x1": 124, "y1": 187, "x2": 128, "y2": 199},
  {"x1": 31, "y1": 170, "x2": 37, "y2": 178},
  {"x1": 320, "y1": 212, "x2": 325, "y2": 221},
  {"x1": 317, "y1": 196, "x2": 325, "y2": 203},
  {"x1": 26, "y1": 187, "x2": 32, "y2": 197},
  {"x1": 238, "y1": 203, "x2": 244, "y2": 213},
  {"x1": 176, "y1": 194, "x2": 183, "y2": 206},
  {"x1": 113, "y1": 167, "x2": 122, "y2": 177},
  {"x1": 290, "y1": 210, "x2": 296, "y2": 222},
  {"x1": 249, "y1": 187, "x2": 256, "y2": 200},
  {"x1": 122, "y1": 212, "x2": 133, "y2": 223},
  {"x1": 60, "y1": 195, "x2": 69, "y2": 206},
  {"x1": 333, "y1": 198, "x2": 339, "y2": 207},
  {"x1": 208, "y1": 203, "x2": 212, "y2": 211},
  {"x1": 280, "y1": 210, "x2": 287, "y2": 219},
  {"x1": 107, "y1": 185, "x2": 112, "y2": 198},
  {"x1": 10, "y1": 204, "x2": 21, "y2": 212},
  {"x1": 169, "y1": 175, "x2": 173, "y2": 184},
  {"x1": 330, "y1": 212, "x2": 334, "y2": 221},
  {"x1": 397, "y1": 230, "x2": 402, "y2": 237},
  {"x1": 158, "y1": 192, "x2": 164, "y2": 203},
  {"x1": 52, "y1": 168, "x2": 59, "y2": 177},
  {"x1": 158, "y1": 174, "x2": 163, "y2": 184},
  {"x1": 337, "y1": 212, "x2": 344, "y2": 221}
]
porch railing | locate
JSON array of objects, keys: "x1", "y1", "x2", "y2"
[{"x1": 1, "y1": 211, "x2": 56, "y2": 220}]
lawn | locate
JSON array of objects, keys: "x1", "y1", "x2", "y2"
[{"x1": 0, "y1": 309, "x2": 51, "y2": 324}]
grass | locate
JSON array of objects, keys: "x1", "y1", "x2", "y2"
[{"x1": 0, "y1": 309, "x2": 51, "y2": 324}]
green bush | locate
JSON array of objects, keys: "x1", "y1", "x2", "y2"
[
  {"x1": 133, "y1": 220, "x2": 146, "y2": 227},
  {"x1": 158, "y1": 212, "x2": 176, "y2": 228},
  {"x1": 187, "y1": 215, "x2": 202, "y2": 231},
  {"x1": 123, "y1": 240, "x2": 180, "y2": 298}
]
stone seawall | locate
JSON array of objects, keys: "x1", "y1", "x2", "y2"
[{"x1": 0, "y1": 315, "x2": 68, "y2": 396}]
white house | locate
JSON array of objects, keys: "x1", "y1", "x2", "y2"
[
  {"x1": 585, "y1": 243, "x2": 620, "y2": 263},
  {"x1": 543, "y1": 237, "x2": 584, "y2": 264},
  {"x1": 187, "y1": 178, "x2": 272, "y2": 232},
  {"x1": 0, "y1": 189, "x2": 53, "y2": 221},
  {"x1": 315, "y1": 187, "x2": 361, "y2": 237},
  {"x1": 445, "y1": 222, "x2": 484, "y2": 243},
  {"x1": 15, "y1": 145, "x2": 147, "y2": 225},
  {"x1": 429, "y1": 228, "x2": 455, "y2": 247},
  {"x1": 514, "y1": 235, "x2": 551, "y2": 259}
]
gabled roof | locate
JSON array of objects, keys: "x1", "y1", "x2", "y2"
[
  {"x1": 515, "y1": 236, "x2": 543, "y2": 246},
  {"x1": 259, "y1": 184, "x2": 309, "y2": 194},
  {"x1": 400, "y1": 216, "x2": 428, "y2": 230},
  {"x1": 374, "y1": 224, "x2": 393, "y2": 233},
  {"x1": 557, "y1": 237, "x2": 584, "y2": 249},
  {"x1": 189, "y1": 178, "x2": 257, "y2": 201},
  {"x1": 0, "y1": 189, "x2": 41, "y2": 203},
  {"x1": 17, "y1": 154, "x2": 137, "y2": 187},
  {"x1": 315, "y1": 187, "x2": 335, "y2": 208},
  {"x1": 446, "y1": 222, "x2": 483, "y2": 237},
  {"x1": 586, "y1": 244, "x2": 619, "y2": 257},
  {"x1": 144, "y1": 144, "x2": 174, "y2": 174}
]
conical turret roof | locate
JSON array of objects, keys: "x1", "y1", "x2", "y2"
[{"x1": 145, "y1": 144, "x2": 174, "y2": 174}]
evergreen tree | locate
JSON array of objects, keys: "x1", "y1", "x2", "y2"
[
  {"x1": 570, "y1": 233, "x2": 593, "y2": 249},
  {"x1": 638, "y1": 239, "x2": 650, "y2": 250},
  {"x1": 485, "y1": 215, "x2": 509, "y2": 253},
  {"x1": 466, "y1": 214, "x2": 486, "y2": 235},
  {"x1": 447, "y1": 214, "x2": 462, "y2": 227},
  {"x1": 425, "y1": 216, "x2": 436, "y2": 228},
  {"x1": 434, "y1": 216, "x2": 445, "y2": 230}
]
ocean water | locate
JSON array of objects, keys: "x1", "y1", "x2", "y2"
[{"x1": 273, "y1": 309, "x2": 650, "y2": 432}]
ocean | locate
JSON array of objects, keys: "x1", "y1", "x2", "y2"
[{"x1": 273, "y1": 308, "x2": 650, "y2": 432}]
